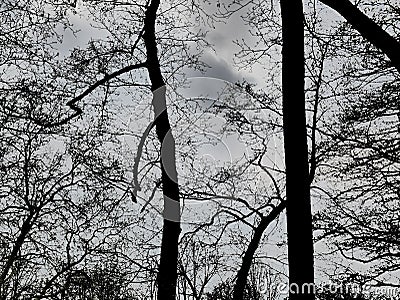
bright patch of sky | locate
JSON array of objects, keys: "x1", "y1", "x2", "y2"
[{"x1": 185, "y1": 1, "x2": 265, "y2": 86}]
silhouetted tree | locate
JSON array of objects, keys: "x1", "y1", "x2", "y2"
[{"x1": 280, "y1": 0, "x2": 315, "y2": 299}]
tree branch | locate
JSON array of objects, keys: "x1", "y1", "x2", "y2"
[
  {"x1": 232, "y1": 201, "x2": 286, "y2": 300},
  {"x1": 35, "y1": 62, "x2": 147, "y2": 128},
  {"x1": 319, "y1": 0, "x2": 400, "y2": 73}
]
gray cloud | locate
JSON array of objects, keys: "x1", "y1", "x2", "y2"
[
  {"x1": 199, "y1": 51, "x2": 243, "y2": 83},
  {"x1": 186, "y1": 50, "x2": 257, "y2": 84}
]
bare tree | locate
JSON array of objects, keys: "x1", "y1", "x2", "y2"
[{"x1": 309, "y1": 0, "x2": 400, "y2": 288}]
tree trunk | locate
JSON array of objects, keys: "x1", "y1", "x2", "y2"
[
  {"x1": 280, "y1": 0, "x2": 315, "y2": 299},
  {"x1": 143, "y1": 1, "x2": 181, "y2": 299},
  {"x1": 232, "y1": 201, "x2": 286, "y2": 300},
  {"x1": 0, "y1": 211, "x2": 35, "y2": 288}
]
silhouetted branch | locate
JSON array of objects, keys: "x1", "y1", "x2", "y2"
[
  {"x1": 35, "y1": 62, "x2": 147, "y2": 128},
  {"x1": 320, "y1": 0, "x2": 400, "y2": 73},
  {"x1": 233, "y1": 201, "x2": 286, "y2": 300}
]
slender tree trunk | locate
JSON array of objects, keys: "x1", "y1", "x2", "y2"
[
  {"x1": 319, "y1": 0, "x2": 400, "y2": 73},
  {"x1": 280, "y1": 0, "x2": 315, "y2": 299},
  {"x1": 0, "y1": 211, "x2": 35, "y2": 288},
  {"x1": 143, "y1": 1, "x2": 181, "y2": 299},
  {"x1": 232, "y1": 201, "x2": 286, "y2": 300}
]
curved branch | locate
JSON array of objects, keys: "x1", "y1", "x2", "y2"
[{"x1": 35, "y1": 62, "x2": 147, "y2": 128}]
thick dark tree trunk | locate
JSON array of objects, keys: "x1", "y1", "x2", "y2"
[
  {"x1": 319, "y1": 0, "x2": 400, "y2": 73},
  {"x1": 232, "y1": 201, "x2": 286, "y2": 300},
  {"x1": 280, "y1": 0, "x2": 315, "y2": 300},
  {"x1": 143, "y1": 1, "x2": 181, "y2": 299}
]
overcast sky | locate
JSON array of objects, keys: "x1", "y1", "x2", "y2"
[
  {"x1": 60, "y1": 0, "x2": 264, "y2": 87},
  {"x1": 185, "y1": 3, "x2": 263, "y2": 86}
]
